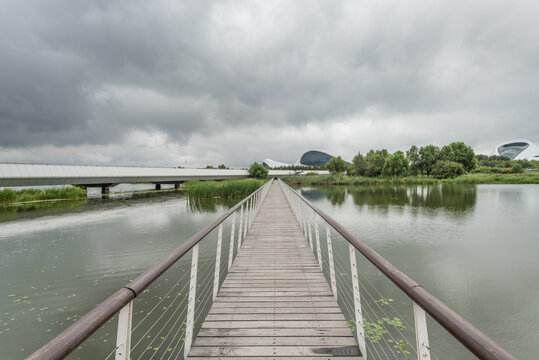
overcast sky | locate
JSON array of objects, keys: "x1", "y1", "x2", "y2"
[{"x1": 1, "y1": 0, "x2": 538, "y2": 167}]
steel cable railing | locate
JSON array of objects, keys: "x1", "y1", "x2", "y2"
[
  {"x1": 278, "y1": 178, "x2": 516, "y2": 360},
  {"x1": 26, "y1": 179, "x2": 273, "y2": 360}
]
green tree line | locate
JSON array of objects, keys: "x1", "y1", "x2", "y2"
[{"x1": 326, "y1": 142, "x2": 538, "y2": 179}]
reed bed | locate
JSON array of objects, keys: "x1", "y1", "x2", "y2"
[
  {"x1": 0, "y1": 187, "x2": 87, "y2": 206},
  {"x1": 186, "y1": 179, "x2": 264, "y2": 199}
]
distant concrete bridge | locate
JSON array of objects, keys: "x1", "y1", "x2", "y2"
[{"x1": 0, "y1": 163, "x2": 328, "y2": 193}]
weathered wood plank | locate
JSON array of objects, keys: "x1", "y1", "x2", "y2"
[
  {"x1": 211, "y1": 301, "x2": 339, "y2": 308},
  {"x1": 189, "y1": 345, "x2": 362, "y2": 357},
  {"x1": 196, "y1": 328, "x2": 355, "y2": 337},
  {"x1": 204, "y1": 313, "x2": 346, "y2": 321},
  {"x1": 189, "y1": 357, "x2": 362, "y2": 360},
  {"x1": 192, "y1": 336, "x2": 357, "y2": 346},
  {"x1": 214, "y1": 296, "x2": 336, "y2": 302},
  {"x1": 201, "y1": 320, "x2": 349, "y2": 329},
  {"x1": 208, "y1": 307, "x2": 342, "y2": 314}
]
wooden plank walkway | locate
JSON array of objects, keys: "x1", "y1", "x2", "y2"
[{"x1": 188, "y1": 182, "x2": 364, "y2": 359}]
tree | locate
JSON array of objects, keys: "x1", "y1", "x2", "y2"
[
  {"x1": 326, "y1": 156, "x2": 348, "y2": 174},
  {"x1": 217, "y1": 164, "x2": 228, "y2": 169},
  {"x1": 431, "y1": 160, "x2": 465, "y2": 179},
  {"x1": 406, "y1": 145, "x2": 420, "y2": 175},
  {"x1": 418, "y1": 145, "x2": 441, "y2": 175},
  {"x1": 440, "y1": 142, "x2": 477, "y2": 172},
  {"x1": 350, "y1": 152, "x2": 367, "y2": 176},
  {"x1": 365, "y1": 149, "x2": 388, "y2": 177},
  {"x1": 248, "y1": 162, "x2": 268, "y2": 179},
  {"x1": 511, "y1": 163, "x2": 524, "y2": 173},
  {"x1": 382, "y1": 151, "x2": 410, "y2": 177},
  {"x1": 205, "y1": 165, "x2": 215, "y2": 169}
]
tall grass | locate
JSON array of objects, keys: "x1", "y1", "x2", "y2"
[
  {"x1": 186, "y1": 179, "x2": 264, "y2": 199},
  {"x1": 0, "y1": 187, "x2": 87, "y2": 205}
]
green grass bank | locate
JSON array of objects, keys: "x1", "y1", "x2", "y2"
[
  {"x1": 0, "y1": 187, "x2": 87, "y2": 206},
  {"x1": 186, "y1": 179, "x2": 264, "y2": 199},
  {"x1": 282, "y1": 172, "x2": 539, "y2": 186}
]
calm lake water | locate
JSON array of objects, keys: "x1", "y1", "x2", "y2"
[
  {"x1": 298, "y1": 184, "x2": 538, "y2": 360},
  {"x1": 0, "y1": 183, "x2": 537, "y2": 359},
  {"x1": 0, "y1": 186, "x2": 232, "y2": 359}
]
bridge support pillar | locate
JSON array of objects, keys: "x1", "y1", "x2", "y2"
[
  {"x1": 155, "y1": 184, "x2": 161, "y2": 191},
  {"x1": 101, "y1": 186, "x2": 110, "y2": 195},
  {"x1": 174, "y1": 183, "x2": 180, "y2": 189}
]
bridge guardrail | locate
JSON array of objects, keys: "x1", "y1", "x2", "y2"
[
  {"x1": 278, "y1": 178, "x2": 516, "y2": 360},
  {"x1": 26, "y1": 179, "x2": 273, "y2": 360}
]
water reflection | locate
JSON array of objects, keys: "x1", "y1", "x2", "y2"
[
  {"x1": 0, "y1": 199, "x2": 87, "y2": 219},
  {"x1": 301, "y1": 184, "x2": 477, "y2": 214},
  {"x1": 326, "y1": 187, "x2": 347, "y2": 206},
  {"x1": 187, "y1": 197, "x2": 239, "y2": 213}
]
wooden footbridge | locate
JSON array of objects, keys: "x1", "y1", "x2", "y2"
[
  {"x1": 189, "y1": 183, "x2": 361, "y2": 359},
  {"x1": 27, "y1": 180, "x2": 516, "y2": 360}
]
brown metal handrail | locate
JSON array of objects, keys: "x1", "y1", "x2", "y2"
[
  {"x1": 26, "y1": 180, "x2": 271, "y2": 360},
  {"x1": 278, "y1": 178, "x2": 517, "y2": 360}
]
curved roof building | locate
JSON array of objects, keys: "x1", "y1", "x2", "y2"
[
  {"x1": 263, "y1": 150, "x2": 348, "y2": 168},
  {"x1": 296, "y1": 150, "x2": 335, "y2": 166},
  {"x1": 262, "y1": 159, "x2": 292, "y2": 168},
  {"x1": 490, "y1": 139, "x2": 539, "y2": 160}
]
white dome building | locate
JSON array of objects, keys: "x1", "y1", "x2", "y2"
[
  {"x1": 490, "y1": 139, "x2": 539, "y2": 160},
  {"x1": 262, "y1": 159, "x2": 292, "y2": 168}
]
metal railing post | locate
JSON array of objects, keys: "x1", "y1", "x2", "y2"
[
  {"x1": 307, "y1": 210, "x2": 314, "y2": 249},
  {"x1": 213, "y1": 223, "x2": 223, "y2": 301},
  {"x1": 243, "y1": 199, "x2": 248, "y2": 242},
  {"x1": 251, "y1": 196, "x2": 254, "y2": 226},
  {"x1": 349, "y1": 243, "x2": 366, "y2": 358},
  {"x1": 184, "y1": 244, "x2": 199, "y2": 358},
  {"x1": 246, "y1": 198, "x2": 251, "y2": 230},
  {"x1": 302, "y1": 201, "x2": 308, "y2": 238},
  {"x1": 228, "y1": 213, "x2": 236, "y2": 271},
  {"x1": 326, "y1": 223, "x2": 337, "y2": 299},
  {"x1": 249, "y1": 196, "x2": 254, "y2": 228},
  {"x1": 414, "y1": 302, "x2": 431, "y2": 360},
  {"x1": 114, "y1": 301, "x2": 133, "y2": 360},
  {"x1": 315, "y1": 222, "x2": 322, "y2": 269},
  {"x1": 237, "y1": 203, "x2": 244, "y2": 251}
]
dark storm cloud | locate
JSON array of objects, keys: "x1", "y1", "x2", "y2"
[{"x1": 0, "y1": 0, "x2": 538, "y2": 165}]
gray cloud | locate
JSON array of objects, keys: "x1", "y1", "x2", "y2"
[{"x1": 1, "y1": 0, "x2": 538, "y2": 166}]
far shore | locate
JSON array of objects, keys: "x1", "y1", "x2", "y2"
[{"x1": 282, "y1": 172, "x2": 539, "y2": 186}]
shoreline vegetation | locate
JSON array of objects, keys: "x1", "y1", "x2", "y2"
[
  {"x1": 0, "y1": 187, "x2": 87, "y2": 206},
  {"x1": 1, "y1": 168, "x2": 537, "y2": 207},
  {"x1": 282, "y1": 172, "x2": 539, "y2": 186},
  {"x1": 186, "y1": 179, "x2": 264, "y2": 199}
]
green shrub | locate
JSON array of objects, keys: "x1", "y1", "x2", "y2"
[
  {"x1": 512, "y1": 163, "x2": 524, "y2": 173},
  {"x1": 431, "y1": 161, "x2": 465, "y2": 179},
  {"x1": 248, "y1": 162, "x2": 268, "y2": 179}
]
